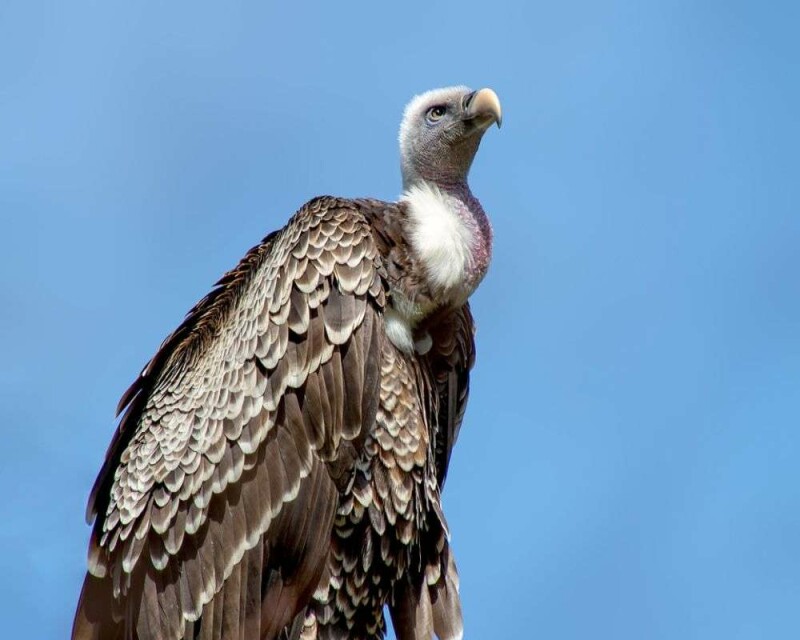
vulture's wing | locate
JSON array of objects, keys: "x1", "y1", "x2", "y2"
[
  {"x1": 73, "y1": 197, "x2": 386, "y2": 640},
  {"x1": 387, "y1": 305, "x2": 475, "y2": 640},
  {"x1": 427, "y1": 304, "x2": 476, "y2": 488}
]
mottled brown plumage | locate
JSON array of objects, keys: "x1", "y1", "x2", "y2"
[{"x1": 74, "y1": 86, "x2": 500, "y2": 640}]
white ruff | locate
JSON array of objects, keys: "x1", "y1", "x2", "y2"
[{"x1": 401, "y1": 182, "x2": 474, "y2": 293}]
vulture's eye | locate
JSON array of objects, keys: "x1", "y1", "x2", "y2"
[{"x1": 426, "y1": 105, "x2": 446, "y2": 123}]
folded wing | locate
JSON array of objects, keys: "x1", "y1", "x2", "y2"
[{"x1": 73, "y1": 197, "x2": 387, "y2": 640}]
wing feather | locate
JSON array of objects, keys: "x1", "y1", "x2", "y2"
[
  {"x1": 425, "y1": 304, "x2": 476, "y2": 487},
  {"x1": 74, "y1": 197, "x2": 388, "y2": 640}
]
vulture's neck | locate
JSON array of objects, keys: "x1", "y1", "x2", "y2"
[
  {"x1": 382, "y1": 179, "x2": 492, "y2": 355},
  {"x1": 401, "y1": 179, "x2": 492, "y2": 302}
]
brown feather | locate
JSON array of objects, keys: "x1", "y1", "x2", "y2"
[{"x1": 74, "y1": 199, "x2": 389, "y2": 640}]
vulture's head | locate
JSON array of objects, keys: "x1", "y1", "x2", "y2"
[{"x1": 399, "y1": 86, "x2": 502, "y2": 189}]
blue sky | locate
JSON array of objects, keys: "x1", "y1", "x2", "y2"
[{"x1": 1, "y1": 1, "x2": 798, "y2": 638}]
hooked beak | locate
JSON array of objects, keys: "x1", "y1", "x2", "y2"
[{"x1": 462, "y1": 88, "x2": 502, "y2": 129}]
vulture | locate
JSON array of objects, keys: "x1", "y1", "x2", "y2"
[{"x1": 73, "y1": 85, "x2": 502, "y2": 640}]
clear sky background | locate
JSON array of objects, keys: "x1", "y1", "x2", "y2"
[{"x1": 1, "y1": 1, "x2": 798, "y2": 638}]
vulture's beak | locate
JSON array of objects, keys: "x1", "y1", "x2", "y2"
[{"x1": 463, "y1": 88, "x2": 502, "y2": 130}]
